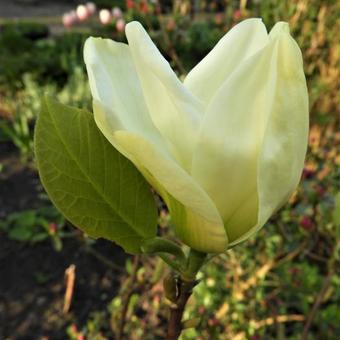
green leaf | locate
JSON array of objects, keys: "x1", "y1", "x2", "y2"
[{"x1": 34, "y1": 97, "x2": 157, "y2": 253}]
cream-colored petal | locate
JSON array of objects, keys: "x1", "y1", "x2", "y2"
[
  {"x1": 125, "y1": 21, "x2": 203, "y2": 172},
  {"x1": 191, "y1": 30, "x2": 282, "y2": 242},
  {"x1": 184, "y1": 18, "x2": 269, "y2": 108},
  {"x1": 229, "y1": 23, "x2": 309, "y2": 246},
  {"x1": 93, "y1": 102, "x2": 228, "y2": 253},
  {"x1": 84, "y1": 37, "x2": 167, "y2": 150}
]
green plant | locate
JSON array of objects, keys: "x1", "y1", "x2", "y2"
[
  {"x1": 0, "y1": 206, "x2": 67, "y2": 251},
  {"x1": 0, "y1": 68, "x2": 91, "y2": 163},
  {"x1": 0, "y1": 24, "x2": 88, "y2": 90}
]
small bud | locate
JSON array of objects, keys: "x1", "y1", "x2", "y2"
[
  {"x1": 62, "y1": 13, "x2": 75, "y2": 27},
  {"x1": 99, "y1": 9, "x2": 112, "y2": 25},
  {"x1": 112, "y1": 6, "x2": 123, "y2": 19},
  {"x1": 300, "y1": 216, "x2": 314, "y2": 231},
  {"x1": 116, "y1": 18, "x2": 126, "y2": 32},
  {"x1": 215, "y1": 13, "x2": 224, "y2": 25},
  {"x1": 76, "y1": 5, "x2": 89, "y2": 21},
  {"x1": 139, "y1": 1, "x2": 149, "y2": 14},
  {"x1": 86, "y1": 2, "x2": 96, "y2": 15},
  {"x1": 233, "y1": 9, "x2": 242, "y2": 21},
  {"x1": 49, "y1": 222, "x2": 58, "y2": 234},
  {"x1": 126, "y1": 0, "x2": 134, "y2": 10}
]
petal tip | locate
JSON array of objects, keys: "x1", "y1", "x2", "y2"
[
  {"x1": 84, "y1": 36, "x2": 104, "y2": 51},
  {"x1": 125, "y1": 20, "x2": 143, "y2": 35},
  {"x1": 235, "y1": 17, "x2": 268, "y2": 36},
  {"x1": 270, "y1": 21, "x2": 290, "y2": 39},
  {"x1": 84, "y1": 36, "x2": 102, "y2": 47}
]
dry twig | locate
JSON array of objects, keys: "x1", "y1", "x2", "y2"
[{"x1": 63, "y1": 264, "x2": 76, "y2": 314}]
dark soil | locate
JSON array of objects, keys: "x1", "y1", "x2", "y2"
[
  {"x1": 0, "y1": 236, "x2": 127, "y2": 339},
  {"x1": 0, "y1": 143, "x2": 41, "y2": 219},
  {"x1": 0, "y1": 145, "x2": 128, "y2": 339}
]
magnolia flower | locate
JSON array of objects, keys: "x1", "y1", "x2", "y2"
[{"x1": 84, "y1": 19, "x2": 309, "y2": 253}]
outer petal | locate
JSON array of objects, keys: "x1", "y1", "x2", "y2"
[
  {"x1": 125, "y1": 21, "x2": 203, "y2": 172},
  {"x1": 184, "y1": 18, "x2": 269, "y2": 108},
  {"x1": 83, "y1": 37, "x2": 166, "y2": 151},
  {"x1": 93, "y1": 101, "x2": 228, "y2": 253},
  {"x1": 229, "y1": 23, "x2": 309, "y2": 246},
  {"x1": 191, "y1": 36, "x2": 279, "y2": 242}
]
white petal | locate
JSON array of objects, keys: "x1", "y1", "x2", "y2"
[
  {"x1": 184, "y1": 18, "x2": 268, "y2": 108},
  {"x1": 230, "y1": 23, "x2": 309, "y2": 246},
  {"x1": 125, "y1": 21, "x2": 203, "y2": 172},
  {"x1": 191, "y1": 29, "x2": 282, "y2": 243},
  {"x1": 84, "y1": 37, "x2": 167, "y2": 150}
]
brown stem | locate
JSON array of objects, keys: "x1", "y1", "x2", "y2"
[{"x1": 166, "y1": 278, "x2": 196, "y2": 340}]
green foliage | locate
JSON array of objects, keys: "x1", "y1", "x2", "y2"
[
  {"x1": 0, "y1": 206, "x2": 66, "y2": 251},
  {"x1": 181, "y1": 21, "x2": 224, "y2": 67},
  {"x1": 0, "y1": 24, "x2": 87, "y2": 90},
  {"x1": 0, "y1": 68, "x2": 91, "y2": 163},
  {"x1": 34, "y1": 97, "x2": 158, "y2": 253},
  {"x1": 0, "y1": 22, "x2": 49, "y2": 40}
]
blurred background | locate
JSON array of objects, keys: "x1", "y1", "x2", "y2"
[{"x1": 0, "y1": 0, "x2": 339, "y2": 339}]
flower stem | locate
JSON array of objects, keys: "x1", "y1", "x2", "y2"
[
  {"x1": 166, "y1": 277, "x2": 196, "y2": 340},
  {"x1": 166, "y1": 249, "x2": 207, "y2": 340}
]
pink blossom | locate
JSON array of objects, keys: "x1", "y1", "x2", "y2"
[
  {"x1": 233, "y1": 9, "x2": 242, "y2": 20},
  {"x1": 69, "y1": 10, "x2": 78, "y2": 21},
  {"x1": 70, "y1": 324, "x2": 78, "y2": 334},
  {"x1": 112, "y1": 6, "x2": 123, "y2": 19},
  {"x1": 49, "y1": 223, "x2": 58, "y2": 234},
  {"x1": 139, "y1": 1, "x2": 149, "y2": 14},
  {"x1": 62, "y1": 13, "x2": 75, "y2": 27},
  {"x1": 76, "y1": 5, "x2": 89, "y2": 21},
  {"x1": 126, "y1": 0, "x2": 134, "y2": 10},
  {"x1": 215, "y1": 13, "x2": 224, "y2": 25},
  {"x1": 116, "y1": 18, "x2": 126, "y2": 32},
  {"x1": 86, "y1": 2, "x2": 96, "y2": 15},
  {"x1": 300, "y1": 216, "x2": 314, "y2": 231},
  {"x1": 99, "y1": 9, "x2": 112, "y2": 25}
]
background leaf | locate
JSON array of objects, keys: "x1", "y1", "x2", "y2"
[{"x1": 34, "y1": 97, "x2": 157, "y2": 253}]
